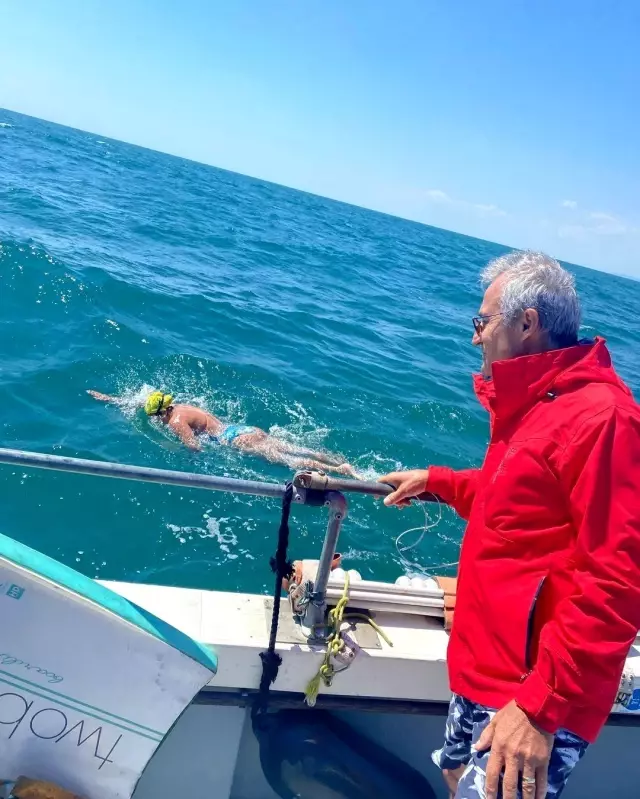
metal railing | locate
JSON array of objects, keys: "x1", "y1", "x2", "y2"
[{"x1": 0, "y1": 447, "x2": 394, "y2": 637}]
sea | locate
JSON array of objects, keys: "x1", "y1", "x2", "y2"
[{"x1": 1, "y1": 108, "x2": 640, "y2": 595}]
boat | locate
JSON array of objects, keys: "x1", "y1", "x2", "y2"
[{"x1": 0, "y1": 447, "x2": 638, "y2": 799}]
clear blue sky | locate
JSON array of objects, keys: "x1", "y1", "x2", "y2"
[{"x1": 2, "y1": 0, "x2": 639, "y2": 276}]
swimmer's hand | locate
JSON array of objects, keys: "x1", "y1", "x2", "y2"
[
  {"x1": 379, "y1": 469, "x2": 430, "y2": 508},
  {"x1": 87, "y1": 390, "x2": 118, "y2": 402}
]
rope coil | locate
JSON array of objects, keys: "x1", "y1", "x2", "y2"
[
  {"x1": 304, "y1": 572, "x2": 393, "y2": 707},
  {"x1": 394, "y1": 495, "x2": 459, "y2": 576}
]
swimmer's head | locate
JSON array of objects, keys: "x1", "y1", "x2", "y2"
[{"x1": 144, "y1": 391, "x2": 173, "y2": 417}]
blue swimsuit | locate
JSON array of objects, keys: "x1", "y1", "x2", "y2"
[{"x1": 216, "y1": 425, "x2": 258, "y2": 445}]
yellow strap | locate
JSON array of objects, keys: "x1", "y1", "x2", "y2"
[
  {"x1": 343, "y1": 612, "x2": 394, "y2": 648},
  {"x1": 304, "y1": 573, "x2": 393, "y2": 706}
]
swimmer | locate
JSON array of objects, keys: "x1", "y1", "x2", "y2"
[{"x1": 87, "y1": 389, "x2": 357, "y2": 477}]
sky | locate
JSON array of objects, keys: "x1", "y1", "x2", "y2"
[{"x1": 1, "y1": 0, "x2": 639, "y2": 276}]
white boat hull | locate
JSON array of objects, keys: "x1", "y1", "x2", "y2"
[
  {"x1": 1, "y1": 539, "x2": 637, "y2": 798},
  {"x1": 105, "y1": 580, "x2": 640, "y2": 799}
]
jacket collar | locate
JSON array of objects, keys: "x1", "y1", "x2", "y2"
[{"x1": 473, "y1": 337, "x2": 608, "y2": 419}]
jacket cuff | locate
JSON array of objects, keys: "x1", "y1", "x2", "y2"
[
  {"x1": 516, "y1": 669, "x2": 570, "y2": 735},
  {"x1": 425, "y1": 466, "x2": 456, "y2": 504}
]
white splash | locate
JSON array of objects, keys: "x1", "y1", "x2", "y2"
[
  {"x1": 203, "y1": 517, "x2": 238, "y2": 554},
  {"x1": 166, "y1": 523, "x2": 203, "y2": 545}
]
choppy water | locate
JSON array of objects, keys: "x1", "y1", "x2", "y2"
[{"x1": 2, "y1": 108, "x2": 640, "y2": 594}]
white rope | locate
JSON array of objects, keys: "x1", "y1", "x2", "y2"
[{"x1": 394, "y1": 496, "x2": 459, "y2": 576}]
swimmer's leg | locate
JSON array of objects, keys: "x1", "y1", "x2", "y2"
[
  {"x1": 268, "y1": 439, "x2": 345, "y2": 466},
  {"x1": 242, "y1": 439, "x2": 357, "y2": 477},
  {"x1": 288, "y1": 457, "x2": 358, "y2": 478}
]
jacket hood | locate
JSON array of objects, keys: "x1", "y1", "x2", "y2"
[{"x1": 473, "y1": 337, "x2": 631, "y2": 419}]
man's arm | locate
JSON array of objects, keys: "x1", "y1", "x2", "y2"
[
  {"x1": 381, "y1": 467, "x2": 480, "y2": 520},
  {"x1": 425, "y1": 466, "x2": 480, "y2": 520},
  {"x1": 516, "y1": 406, "x2": 640, "y2": 734}
]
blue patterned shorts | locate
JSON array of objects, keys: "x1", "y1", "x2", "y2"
[{"x1": 432, "y1": 694, "x2": 589, "y2": 798}]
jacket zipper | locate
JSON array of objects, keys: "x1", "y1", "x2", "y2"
[{"x1": 524, "y1": 575, "x2": 547, "y2": 673}]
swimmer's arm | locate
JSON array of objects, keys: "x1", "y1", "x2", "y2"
[
  {"x1": 87, "y1": 390, "x2": 120, "y2": 403},
  {"x1": 87, "y1": 390, "x2": 148, "y2": 409},
  {"x1": 169, "y1": 419, "x2": 201, "y2": 451}
]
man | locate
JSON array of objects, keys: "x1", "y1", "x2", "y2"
[
  {"x1": 380, "y1": 251, "x2": 640, "y2": 799},
  {"x1": 87, "y1": 389, "x2": 357, "y2": 476}
]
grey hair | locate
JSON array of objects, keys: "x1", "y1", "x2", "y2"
[{"x1": 481, "y1": 250, "x2": 581, "y2": 346}]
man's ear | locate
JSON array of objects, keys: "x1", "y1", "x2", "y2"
[{"x1": 522, "y1": 307, "x2": 540, "y2": 337}]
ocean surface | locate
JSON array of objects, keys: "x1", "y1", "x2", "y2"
[{"x1": 2, "y1": 108, "x2": 640, "y2": 595}]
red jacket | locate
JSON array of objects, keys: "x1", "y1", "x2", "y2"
[{"x1": 427, "y1": 338, "x2": 640, "y2": 743}]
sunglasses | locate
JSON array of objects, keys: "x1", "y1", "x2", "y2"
[{"x1": 472, "y1": 312, "x2": 503, "y2": 335}]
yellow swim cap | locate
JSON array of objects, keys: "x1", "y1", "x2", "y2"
[{"x1": 144, "y1": 391, "x2": 173, "y2": 416}]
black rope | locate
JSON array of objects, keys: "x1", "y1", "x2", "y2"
[{"x1": 252, "y1": 481, "x2": 294, "y2": 725}]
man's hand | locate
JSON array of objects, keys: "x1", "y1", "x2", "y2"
[
  {"x1": 476, "y1": 700, "x2": 553, "y2": 799},
  {"x1": 379, "y1": 469, "x2": 430, "y2": 507}
]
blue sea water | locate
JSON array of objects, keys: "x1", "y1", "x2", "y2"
[{"x1": 1, "y1": 108, "x2": 640, "y2": 594}]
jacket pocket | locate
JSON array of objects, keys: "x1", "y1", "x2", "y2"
[
  {"x1": 462, "y1": 555, "x2": 551, "y2": 685},
  {"x1": 524, "y1": 574, "x2": 547, "y2": 672}
]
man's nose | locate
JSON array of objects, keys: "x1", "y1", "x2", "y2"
[{"x1": 472, "y1": 330, "x2": 482, "y2": 346}]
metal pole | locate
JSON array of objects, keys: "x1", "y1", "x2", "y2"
[
  {"x1": 292, "y1": 470, "x2": 441, "y2": 502},
  {"x1": 302, "y1": 491, "x2": 348, "y2": 636},
  {"x1": 0, "y1": 448, "x2": 422, "y2": 502},
  {"x1": 0, "y1": 448, "x2": 286, "y2": 499},
  {"x1": 293, "y1": 470, "x2": 389, "y2": 497}
]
